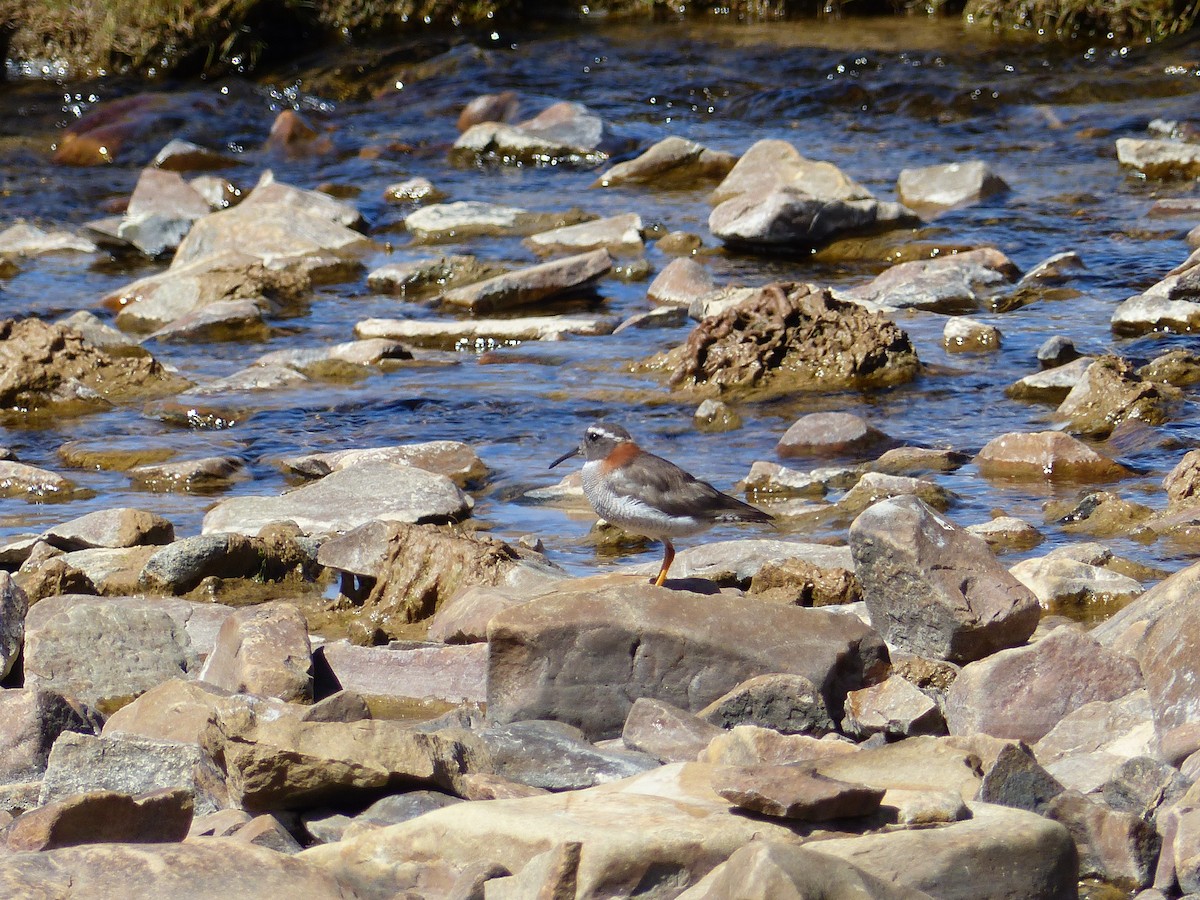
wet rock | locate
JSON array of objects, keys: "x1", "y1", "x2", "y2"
[
  {"x1": 850, "y1": 496, "x2": 1040, "y2": 664},
  {"x1": 0, "y1": 688, "x2": 94, "y2": 783},
  {"x1": 680, "y1": 841, "x2": 934, "y2": 900},
  {"x1": 974, "y1": 430, "x2": 1129, "y2": 481},
  {"x1": 712, "y1": 764, "x2": 885, "y2": 820},
  {"x1": 1138, "y1": 348, "x2": 1200, "y2": 386},
  {"x1": 646, "y1": 282, "x2": 919, "y2": 399},
  {"x1": 356, "y1": 311, "x2": 618, "y2": 346},
  {"x1": 804, "y1": 802, "x2": 1077, "y2": 898},
  {"x1": 1046, "y1": 789, "x2": 1160, "y2": 889},
  {"x1": 657, "y1": 230, "x2": 705, "y2": 255},
  {"x1": 708, "y1": 139, "x2": 918, "y2": 250},
  {"x1": 107, "y1": 250, "x2": 311, "y2": 334},
  {"x1": 264, "y1": 109, "x2": 326, "y2": 154},
  {"x1": 699, "y1": 725, "x2": 859, "y2": 766},
  {"x1": 1010, "y1": 554, "x2": 1143, "y2": 614},
  {"x1": 0, "y1": 221, "x2": 95, "y2": 256},
  {"x1": 40, "y1": 730, "x2": 223, "y2": 814},
  {"x1": 41, "y1": 507, "x2": 174, "y2": 551},
  {"x1": 1007, "y1": 355, "x2": 1095, "y2": 402},
  {"x1": 693, "y1": 398, "x2": 742, "y2": 432},
  {"x1": 118, "y1": 167, "x2": 211, "y2": 257},
  {"x1": 1057, "y1": 355, "x2": 1179, "y2": 437},
  {"x1": 0, "y1": 573, "x2": 26, "y2": 680},
  {"x1": 0, "y1": 840, "x2": 349, "y2": 896},
  {"x1": 453, "y1": 100, "x2": 614, "y2": 164},
  {"x1": 144, "y1": 297, "x2": 267, "y2": 342},
  {"x1": 896, "y1": 160, "x2": 1009, "y2": 211},
  {"x1": 51, "y1": 93, "x2": 199, "y2": 167},
  {"x1": 1116, "y1": 137, "x2": 1200, "y2": 178},
  {"x1": 151, "y1": 138, "x2": 237, "y2": 172},
  {"x1": 129, "y1": 455, "x2": 249, "y2": 492},
  {"x1": 199, "y1": 602, "x2": 313, "y2": 703},
  {"x1": 647, "y1": 256, "x2": 715, "y2": 307},
  {"x1": 1039, "y1": 335, "x2": 1082, "y2": 367},
  {"x1": 56, "y1": 439, "x2": 176, "y2": 473},
  {"x1": 0, "y1": 459, "x2": 75, "y2": 499},
  {"x1": 189, "y1": 174, "x2": 241, "y2": 209},
  {"x1": 1112, "y1": 249, "x2": 1200, "y2": 334},
  {"x1": 1165, "y1": 449, "x2": 1200, "y2": 504},
  {"x1": 383, "y1": 176, "x2": 445, "y2": 204},
  {"x1": 622, "y1": 697, "x2": 724, "y2": 763},
  {"x1": 1091, "y1": 560, "x2": 1200, "y2": 762},
  {"x1": 841, "y1": 675, "x2": 944, "y2": 739},
  {"x1": 740, "y1": 460, "x2": 859, "y2": 497},
  {"x1": 696, "y1": 673, "x2": 834, "y2": 736},
  {"x1": 947, "y1": 627, "x2": 1143, "y2": 743},
  {"x1": 486, "y1": 581, "x2": 887, "y2": 740},
  {"x1": 457, "y1": 91, "x2": 520, "y2": 131},
  {"x1": 944, "y1": 316, "x2": 1001, "y2": 352},
  {"x1": 254, "y1": 338, "x2": 412, "y2": 374},
  {"x1": 0, "y1": 317, "x2": 189, "y2": 411},
  {"x1": 171, "y1": 363, "x2": 308, "y2": 399},
  {"x1": 439, "y1": 248, "x2": 611, "y2": 313},
  {"x1": 6, "y1": 787, "x2": 193, "y2": 851},
  {"x1": 54, "y1": 311, "x2": 145, "y2": 357},
  {"x1": 777, "y1": 411, "x2": 895, "y2": 458},
  {"x1": 525, "y1": 213, "x2": 643, "y2": 255},
  {"x1": 844, "y1": 248, "x2": 1019, "y2": 314},
  {"x1": 278, "y1": 440, "x2": 487, "y2": 488},
  {"x1": 481, "y1": 720, "x2": 658, "y2": 791},
  {"x1": 594, "y1": 135, "x2": 736, "y2": 188},
  {"x1": 1049, "y1": 490, "x2": 1153, "y2": 538},
  {"x1": 319, "y1": 640, "x2": 487, "y2": 704},
  {"x1": 405, "y1": 200, "x2": 592, "y2": 241},
  {"x1": 202, "y1": 460, "x2": 472, "y2": 537},
  {"x1": 966, "y1": 516, "x2": 1044, "y2": 553},
  {"x1": 366, "y1": 254, "x2": 499, "y2": 296},
  {"x1": 977, "y1": 741, "x2": 1065, "y2": 815},
  {"x1": 173, "y1": 171, "x2": 369, "y2": 267},
  {"x1": 139, "y1": 533, "x2": 267, "y2": 593},
  {"x1": 837, "y1": 471, "x2": 955, "y2": 516},
  {"x1": 200, "y1": 706, "x2": 485, "y2": 810}
]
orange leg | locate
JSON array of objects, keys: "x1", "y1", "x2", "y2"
[{"x1": 653, "y1": 539, "x2": 676, "y2": 587}]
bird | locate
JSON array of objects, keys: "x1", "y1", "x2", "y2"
[{"x1": 549, "y1": 422, "x2": 773, "y2": 587}]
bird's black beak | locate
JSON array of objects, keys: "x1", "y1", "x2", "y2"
[{"x1": 549, "y1": 446, "x2": 581, "y2": 469}]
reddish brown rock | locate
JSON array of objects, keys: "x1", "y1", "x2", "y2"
[
  {"x1": 319, "y1": 639, "x2": 486, "y2": 704},
  {"x1": 6, "y1": 788, "x2": 193, "y2": 851},
  {"x1": 622, "y1": 697, "x2": 724, "y2": 763},
  {"x1": 457, "y1": 91, "x2": 520, "y2": 132},
  {"x1": 974, "y1": 430, "x2": 1128, "y2": 481},
  {"x1": 712, "y1": 765, "x2": 885, "y2": 820},
  {"x1": 946, "y1": 627, "x2": 1143, "y2": 744},
  {"x1": 647, "y1": 257, "x2": 716, "y2": 307},
  {"x1": 199, "y1": 602, "x2": 313, "y2": 703},
  {"x1": 776, "y1": 411, "x2": 895, "y2": 458},
  {"x1": 0, "y1": 688, "x2": 94, "y2": 783}
]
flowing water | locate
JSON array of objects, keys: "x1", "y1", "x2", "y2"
[{"x1": 2, "y1": 18, "x2": 1200, "y2": 584}]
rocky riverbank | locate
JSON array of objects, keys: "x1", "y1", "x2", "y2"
[{"x1": 4, "y1": 36, "x2": 1200, "y2": 897}]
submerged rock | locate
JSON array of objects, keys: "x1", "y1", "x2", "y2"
[{"x1": 644, "y1": 282, "x2": 919, "y2": 399}]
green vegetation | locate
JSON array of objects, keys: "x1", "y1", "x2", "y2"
[{"x1": 964, "y1": 0, "x2": 1200, "y2": 39}]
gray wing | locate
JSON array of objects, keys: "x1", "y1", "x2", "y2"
[{"x1": 607, "y1": 451, "x2": 772, "y2": 524}]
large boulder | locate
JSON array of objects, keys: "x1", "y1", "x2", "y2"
[
  {"x1": 643, "y1": 282, "x2": 919, "y2": 399},
  {"x1": 945, "y1": 627, "x2": 1143, "y2": 744},
  {"x1": 849, "y1": 496, "x2": 1040, "y2": 664},
  {"x1": 1091, "y1": 559, "x2": 1200, "y2": 762},
  {"x1": 486, "y1": 581, "x2": 888, "y2": 740},
  {"x1": 0, "y1": 317, "x2": 189, "y2": 412},
  {"x1": 198, "y1": 602, "x2": 313, "y2": 703},
  {"x1": 0, "y1": 840, "x2": 352, "y2": 898},
  {"x1": 0, "y1": 688, "x2": 95, "y2": 783}
]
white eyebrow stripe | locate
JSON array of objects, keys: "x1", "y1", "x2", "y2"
[{"x1": 588, "y1": 427, "x2": 628, "y2": 442}]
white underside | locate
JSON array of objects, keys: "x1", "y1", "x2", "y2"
[{"x1": 581, "y1": 461, "x2": 710, "y2": 540}]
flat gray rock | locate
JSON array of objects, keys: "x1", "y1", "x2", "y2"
[
  {"x1": 355, "y1": 313, "x2": 618, "y2": 346},
  {"x1": 440, "y1": 249, "x2": 612, "y2": 313},
  {"x1": 0, "y1": 573, "x2": 28, "y2": 680},
  {"x1": 201, "y1": 461, "x2": 472, "y2": 536}
]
